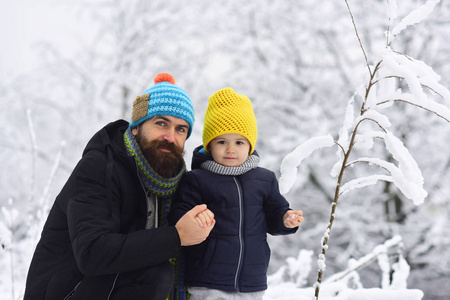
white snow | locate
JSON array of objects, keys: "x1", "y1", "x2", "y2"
[
  {"x1": 341, "y1": 131, "x2": 427, "y2": 204},
  {"x1": 337, "y1": 96, "x2": 355, "y2": 150},
  {"x1": 378, "y1": 49, "x2": 450, "y2": 121},
  {"x1": 340, "y1": 174, "x2": 392, "y2": 197},
  {"x1": 355, "y1": 110, "x2": 392, "y2": 131},
  {"x1": 391, "y1": 0, "x2": 440, "y2": 37},
  {"x1": 264, "y1": 236, "x2": 423, "y2": 300},
  {"x1": 353, "y1": 131, "x2": 383, "y2": 150},
  {"x1": 385, "y1": 0, "x2": 398, "y2": 21},
  {"x1": 384, "y1": 132, "x2": 423, "y2": 187},
  {"x1": 279, "y1": 135, "x2": 335, "y2": 194},
  {"x1": 345, "y1": 156, "x2": 427, "y2": 205}
]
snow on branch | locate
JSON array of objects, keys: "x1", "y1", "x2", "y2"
[
  {"x1": 390, "y1": 0, "x2": 440, "y2": 39},
  {"x1": 26, "y1": 109, "x2": 37, "y2": 204},
  {"x1": 268, "y1": 249, "x2": 314, "y2": 288},
  {"x1": 0, "y1": 209, "x2": 13, "y2": 250},
  {"x1": 353, "y1": 131, "x2": 384, "y2": 151},
  {"x1": 279, "y1": 135, "x2": 335, "y2": 194},
  {"x1": 375, "y1": 48, "x2": 450, "y2": 122},
  {"x1": 1, "y1": 199, "x2": 19, "y2": 253},
  {"x1": 337, "y1": 96, "x2": 356, "y2": 150},
  {"x1": 355, "y1": 110, "x2": 391, "y2": 131},
  {"x1": 342, "y1": 131, "x2": 427, "y2": 205},
  {"x1": 322, "y1": 235, "x2": 421, "y2": 297},
  {"x1": 340, "y1": 174, "x2": 393, "y2": 197},
  {"x1": 345, "y1": 156, "x2": 426, "y2": 205},
  {"x1": 384, "y1": 132, "x2": 423, "y2": 185},
  {"x1": 39, "y1": 141, "x2": 66, "y2": 208},
  {"x1": 325, "y1": 235, "x2": 403, "y2": 284}
]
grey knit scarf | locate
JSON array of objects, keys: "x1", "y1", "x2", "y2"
[{"x1": 200, "y1": 154, "x2": 260, "y2": 176}]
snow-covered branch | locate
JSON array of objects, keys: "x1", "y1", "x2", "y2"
[
  {"x1": 388, "y1": 0, "x2": 441, "y2": 43},
  {"x1": 26, "y1": 109, "x2": 37, "y2": 204},
  {"x1": 279, "y1": 135, "x2": 335, "y2": 195},
  {"x1": 373, "y1": 48, "x2": 450, "y2": 122},
  {"x1": 0, "y1": 199, "x2": 20, "y2": 300},
  {"x1": 324, "y1": 235, "x2": 403, "y2": 284},
  {"x1": 342, "y1": 131, "x2": 427, "y2": 205}
]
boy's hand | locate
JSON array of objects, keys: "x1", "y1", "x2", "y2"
[
  {"x1": 195, "y1": 209, "x2": 215, "y2": 228},
  {"x1": 176, "y1": 205, "x2": 215, "y2": 246},
  {"x1": 283, "y1": 210, "x2": 304, "y2": 228}
]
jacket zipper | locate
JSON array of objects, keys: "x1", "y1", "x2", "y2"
[
  {"x1": 155, "y1": 195, "x2": 158, "y2": 228},
  {"x1": 233, "y1": 177, "x2": 244, "y2": 292},
  {"x1": 106, "y1": 273, "x2": 120, "y2": 300},
  {"x1": 63, "y1": 281, "x2": 81, "y2": 300}
]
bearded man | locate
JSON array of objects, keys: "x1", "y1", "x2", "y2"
[{"x1": 24, "y1": 73, "x2": 215, "y2": 300}]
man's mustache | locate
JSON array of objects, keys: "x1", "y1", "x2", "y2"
[{"x1": 151, "y1": 139, "x2": 180, "y2": 154}]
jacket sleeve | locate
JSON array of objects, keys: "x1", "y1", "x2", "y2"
[
  {"x1": 168, "y1": 172, "x2": 202, "y2": 226},
  {"x1": 67, "y1": 150, "x2": 181, "y2": 276},
  {"x1": 264, "y1": 172, "x2": 298, "y2": 236}
]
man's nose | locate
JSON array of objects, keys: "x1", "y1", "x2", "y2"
[{"x1": 163, "y1": 128, "x2": 176, "y2": 143}]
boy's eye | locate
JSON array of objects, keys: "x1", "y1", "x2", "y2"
[{"x1": 217, "y1": 140, "x2": 226, "y2": 144}]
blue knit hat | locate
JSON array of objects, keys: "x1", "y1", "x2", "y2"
[{"x1": 130, "y1": 73, "x2": 195, "y2": 138}]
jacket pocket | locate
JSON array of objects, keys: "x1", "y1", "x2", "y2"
[{"x1": 202, "y1": 238, "x2": 216, "y2": 271}]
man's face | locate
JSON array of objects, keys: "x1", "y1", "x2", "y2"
[{"x1": 133, "y1": 115, "x2": 189, "y2": 178}]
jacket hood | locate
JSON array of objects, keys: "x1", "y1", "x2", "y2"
[
  {"x1": 82, "y1": 120, "x2": 129, "y2": 158},
  {"x1": 191, "y1": 145, "x2": 212, "y2": 170}
]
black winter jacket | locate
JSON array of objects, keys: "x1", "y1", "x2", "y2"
[
  {"x1": 24, "y1": 120, "x2": 181, "y2": 299},
  {"x1": 168, "y1": 146, "x2": 297, "y2": 293}
]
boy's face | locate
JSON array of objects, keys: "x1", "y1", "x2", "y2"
[{"x1": 209, "y1": 133, "x2": 250, "y2": 167}]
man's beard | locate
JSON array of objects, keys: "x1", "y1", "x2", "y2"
[{"x1": 136, "y1": 130, "x2": 184, "y2": 179}]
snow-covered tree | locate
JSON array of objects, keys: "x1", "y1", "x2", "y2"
[{"x1": 278, "y1": 1, "x2": 450, "y2": 298}]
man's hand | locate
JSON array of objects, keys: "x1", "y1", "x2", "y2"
[{"x1": 175, "y1": 204, "x2": 215, "y2": 246}]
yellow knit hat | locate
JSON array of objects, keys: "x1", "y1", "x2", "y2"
[{"x1": 203, "y1": 87, "x2": 258, "y2": 154}]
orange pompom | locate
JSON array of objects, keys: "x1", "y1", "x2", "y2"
[{"x1": 154, "y1": 73, "x2": 175, "y2": 85}]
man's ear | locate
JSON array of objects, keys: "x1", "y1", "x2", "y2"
[{"x1": 132, "y1": 127, "x2": 138, "y2": 136}]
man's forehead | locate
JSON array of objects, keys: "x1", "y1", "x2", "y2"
[{"x1": 152, "y1": 115, "x2": 189, "y2": 126}]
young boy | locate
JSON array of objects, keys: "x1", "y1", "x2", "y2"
[{"x1": 168, "y1": 87, "x2": 304, "y2": 299}]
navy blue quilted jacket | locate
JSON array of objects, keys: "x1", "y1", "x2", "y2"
[{"x1": 168, "y1": 146, "x2": 297, "y2": 293}]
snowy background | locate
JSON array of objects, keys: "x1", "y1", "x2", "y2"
[{"x1": 1, "y1": 0, "x2": 450, "y2": 299}]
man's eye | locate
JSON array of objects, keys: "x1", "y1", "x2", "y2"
[
  {"x1": 176, "y1": 127, "x2": 186, "y2": 133},
  {"x1": 156, "y1": 121, "x2": 166, "y2": 126}
]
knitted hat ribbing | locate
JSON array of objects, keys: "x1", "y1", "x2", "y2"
[
  {"x1": 203, "y1": 87, "x2": 257, "y2": 154},
  {"x1": 130, "y1": 73, "x2": 195, "y2": 138}
]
